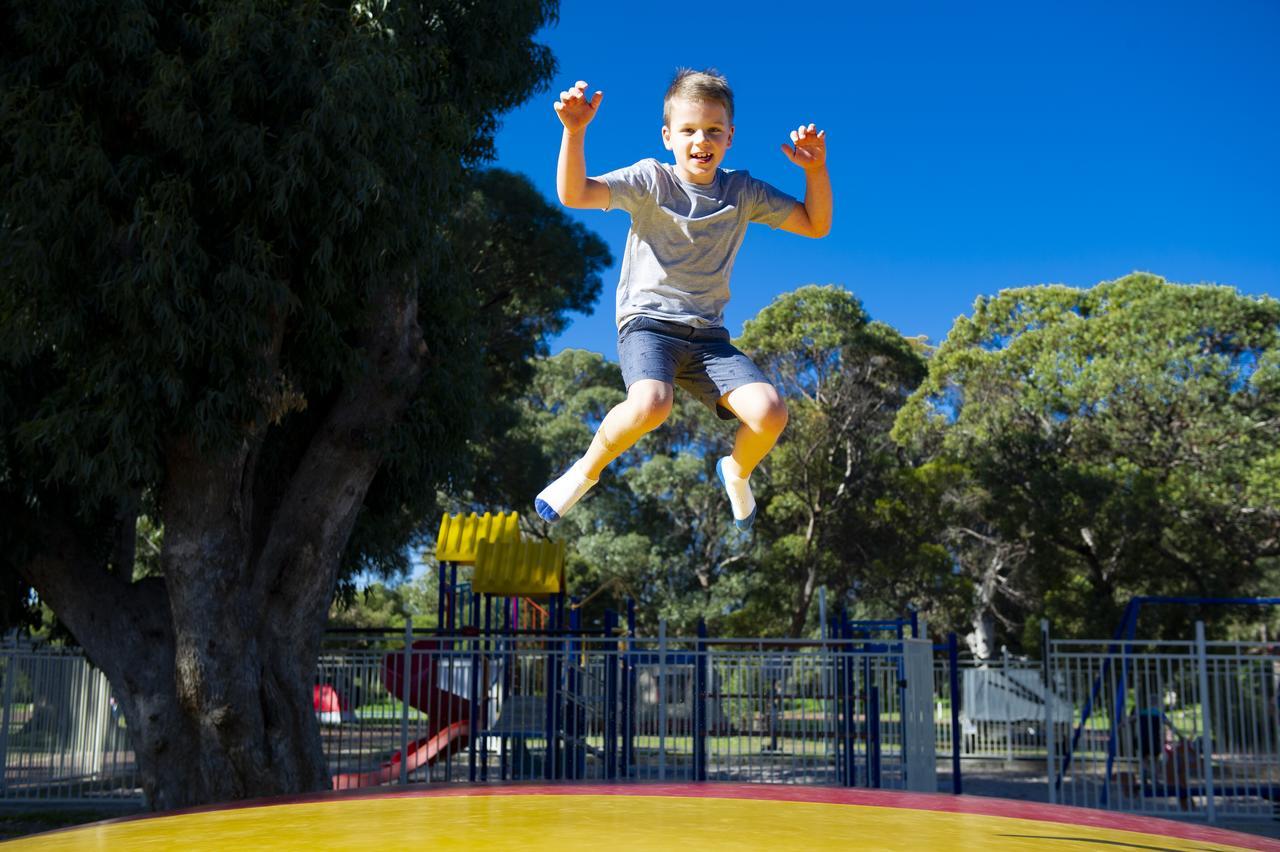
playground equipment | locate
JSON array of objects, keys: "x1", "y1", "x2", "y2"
[
  {"x1": 18, "y1": 783, "x2": 1270, "y2": 851},
  {"x1": 1054, "y1": 596, "x2": 1280, "y2": 812},
  {"x1": 331, "y1": 639, "x2": 475, "y2": 789},
  {"x1": 332, "y1": 512, "x2": 565, "y2": 789},
  {"x1": 321, "y1": 510, "x2": 941, "y2": 791},
  {"x1": 312, "y1": 684, "x2": 355, "y2": 725}
]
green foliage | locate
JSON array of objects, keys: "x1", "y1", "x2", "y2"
[
  {"x1": 329, "y1": 570, "x2": 438, "y2": 630},
  {"x1": 0, "y1": 0, "x2": 591, "y2": 609},
  {"x1": 504, "y1": 349, "x2": 746, "y2": 633},
  {"x1": 738, "y1": 285, "x2": 955, "y2": 635},
  {"x1": 894, "y1": 273, "x2": 1280, "y2": 640},
  {"x1": 489, "y1": 287, "x2": 949, "y2": 638}
]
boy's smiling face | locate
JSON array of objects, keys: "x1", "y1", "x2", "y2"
[{"x1": 662, "y1": 97, "x2": 734, "y2": 185}]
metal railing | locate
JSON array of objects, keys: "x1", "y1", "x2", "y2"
[
  {"x1": 318, "y1": 630, "x2": 935, "y2": 791},
  {"x1": 933, "y1": 654, "x2": 1061, "y2": 763},
  {"x1": 8, "y1": 620, "x2": 1273, "y2": 826},
  {"x1": 1048, "y1": 624, "x2": 1280, "y2": 822},
  {"x1": 0, "y1": 639, "x2": 138, "y2": 803}
]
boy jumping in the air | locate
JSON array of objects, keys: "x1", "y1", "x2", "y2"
[{"x1": 535, "y1": 68, "x2": 831, "y2": 531}]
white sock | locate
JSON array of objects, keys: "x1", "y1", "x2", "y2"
[
  {"x1": 534, "y1": 461, "x2": 598, "y2": 522},
  {"x1": 716, "y1": 456, "x2": 756, "y2": 523}
]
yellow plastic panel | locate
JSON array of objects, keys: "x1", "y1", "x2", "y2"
[
  {"x1": 472, "y1": 539, "x2": 565, "y2": 596},
  {"x1": 434, "y1": 512, "x2": 521, "y2": 564}
]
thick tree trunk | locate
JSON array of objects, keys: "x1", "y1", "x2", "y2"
[{"x1": 18, "y1": 284, "x2": 423, "y2": 808}]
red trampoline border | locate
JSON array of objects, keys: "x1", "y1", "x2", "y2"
[{"x1": 30, "y1": 782, "x2": 1280, "y2": 850}]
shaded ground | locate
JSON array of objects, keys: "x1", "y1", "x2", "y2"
[{"x1": 0, "y1": 805, "x2": 143, "y2": 841}]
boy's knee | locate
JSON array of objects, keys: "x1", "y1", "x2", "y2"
[
  {"x1": 756, "y1": 395, "x2": 788, "y2": 435},
  {"x1": 732, "y1": 384, "x2": 788, "y2": 433},
  {"x1": 766, "y1": 396, "x2": 789, "y2": 432},
  {"x1": 627, "y1": 381, "x2": 674, "y2": 428}
]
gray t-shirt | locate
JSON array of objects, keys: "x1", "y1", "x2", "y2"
[{"x1": 597, "y1": 158, "x2": 798, "y2": 330}]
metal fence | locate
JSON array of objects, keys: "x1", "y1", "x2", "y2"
[
  {"x1": 1048, "y1": 624, "x2": 1280, "y2": 822},
  {"x1": 933, "y1": 653, "x2": 1063, "y2": 763},
  {"x1": 0, "y1": 640, "x2": 138, "y2": 803},
  {"x1": 0, "y1": 630, "x2": 935, "y2": 804},
  {"x1": 7, "y1": 621, "x2": 1274, "y2": 826},
  {"x1": 319, "y1": 630, "x2": 936, "y2": 791}
]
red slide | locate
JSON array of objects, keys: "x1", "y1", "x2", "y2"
[{"x1": 332, "y1": 640, "x2": 477, "y2": 789}]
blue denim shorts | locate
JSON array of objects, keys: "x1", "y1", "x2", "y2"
[{"x1": 617, "y1": 316, "x2": 769, "y2": 420}]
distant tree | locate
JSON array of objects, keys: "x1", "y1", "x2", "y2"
[
  {"x1": 0, "y1": 0, "x2": 570, "y2": 808},
  {"x1": 503, "y1": 287, "x2": 962, "y2": 638},
  {"x1": 497, "y1": 348, "x2": 751, "y2": 634},
  {"x1": 329, "y1": 570, "x2": 439, "y2": 631},
  {"x1": 894, "y1": 273, "x2": 1280, "y2": 641},
  {"x1": 738, "y1": 285, "x2": 961, "y2": 636}
]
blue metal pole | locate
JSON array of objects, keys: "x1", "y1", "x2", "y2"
[
  {"x1": 437, "y1": 562, "x2": 446, "y2": 633},
  {"x1": 500, "y1": 596, "x2": 512, "y2": 780},
  {"x1": 604, "y1": 609, "x2": 619, "y2": 780},
  {"x1": 861, "y1": 649, "x2": 872, "y2": 785},
  {"x1": 869, "y1": 685, "x2": 881, "y2": 788},
  {"x1": 948, "y1": 632, "x2": 962, "y2": 794},
  {"x1": 448, "y1": 563, "x2": 458, "y2": 637},
  {"x1": 695, "y1": 619, "x2": 708, "y2": 781},
  {"x1": 566, "y1": 601, "x2": 582, "y2": 780},
  {"x1": 544, "y1": 595, "x2": 558, "y2": 780},
  {"x1": 483, "y1": 595, "x2": 493, "y2": 785},
  {"x1": 468, "y1": 609, "x2": 480, "y2": 782},
  {"x1": 623, "y1": 598, "x2": 637, "y2": 778}
]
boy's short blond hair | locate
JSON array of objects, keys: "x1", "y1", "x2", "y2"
[{"x1": 663, "y1": 68, "x2": 734, "y2": 125}]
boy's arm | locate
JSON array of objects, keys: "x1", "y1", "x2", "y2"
[
  {"x1": 554, "y1": 81, "x2": 610, "y2": 210},
  {"x1": 778, "y1": 123, "x2": 831, "y2": 238}
]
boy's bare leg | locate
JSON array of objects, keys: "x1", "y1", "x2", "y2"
[
  {"x1": 535, "y1": 380, "x2": 673, "y2": 522},
  {"x1": 715, "y1": 382, "x2": 789, "y2": 530},
  {"x1": 580, "y1": 380, "x2": 674, "y2": 477}
]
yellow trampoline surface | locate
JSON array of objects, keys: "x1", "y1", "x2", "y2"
[{"x1": 8, "y1": 784, "x2": 1277, "y2": 851}]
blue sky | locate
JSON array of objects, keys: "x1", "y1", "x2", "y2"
[{"x1": 490, "y1": 0, "x2": 1279, "y2": 356}]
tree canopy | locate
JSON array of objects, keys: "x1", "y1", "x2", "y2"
[
  {"x1": 1, "y1": 0, "x2": 582, "y2": 808},
  {"x1": 483, "y1": 285, "x2": 948, "y2": 637},
  {"x1": 894, "y1": 273, "x2": 1280, "y2": 640}
]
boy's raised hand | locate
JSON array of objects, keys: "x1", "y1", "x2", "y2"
[
  {"x1": 554, "y1": 80, "x2": 603, "y2": 133},
  {"x1": 781, "y1": 123, "x2": 827, "y2": 170}
]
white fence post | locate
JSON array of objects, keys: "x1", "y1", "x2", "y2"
[
  {"x1": 903, "y1": 638, "x2": 937, "y2": 792},
  {"x1": 1194, "y1": 620, "x2": 1216, "y2": 823}
]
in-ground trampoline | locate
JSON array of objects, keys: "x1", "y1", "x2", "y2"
[{"x1": 11, "y1": 783, "x2": 1277, "y2": 851}]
